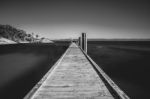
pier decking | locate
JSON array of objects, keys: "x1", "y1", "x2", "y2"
[{"x1": 25, "y1": 43, "x2": 128, "y2": 99}]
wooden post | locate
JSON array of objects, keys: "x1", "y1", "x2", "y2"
[
  {"x1": 81, "y1": 33, "x2": 87, "y2": 53},
  {"x1": 79, "y1": 37, "x2": 82, "y2": 48}
]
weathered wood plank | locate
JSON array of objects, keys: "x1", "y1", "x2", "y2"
[{"x1": 26, "y1": 43, "x2": 114, "y2": 99}]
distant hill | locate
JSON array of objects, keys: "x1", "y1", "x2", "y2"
[
  {"x1": 0, "y1": 24, "x2": 35, "y2": 43},
  {"x1": 40, "y1": 38, "x2": 53, "y2": 43},
  {"x1": 0, "y1": 24, "x2": 54, "y2": 44}
]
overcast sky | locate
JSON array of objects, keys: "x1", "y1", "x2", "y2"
[{"x1": 0, "y1": 0, "x2": 150, "y2": 39}]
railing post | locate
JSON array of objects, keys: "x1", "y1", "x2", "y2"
[
  {"x1": 79, "y1": 36, "x2": 82, "y2": 49},
  {"x1": 78, "y1": 37, "x2": 81, "y2": 47},
  {"x1": 81, "y1": 33, "x2": 87, "y2": 53}
]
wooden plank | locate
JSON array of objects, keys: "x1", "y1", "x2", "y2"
[{"x1": 26, "y1": 43, "x2": 114, "y2": 99}]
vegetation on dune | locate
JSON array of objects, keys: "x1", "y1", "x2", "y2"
[{"x1": 0, "y1": 24, "x2": 49, "y2": 43}]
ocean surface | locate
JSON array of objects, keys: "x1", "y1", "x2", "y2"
[
  {"x1": 0, "y1": 43, "x2": 68, "y2": 99},
  {"x1": 87, "y1": 41, "x2": 150, "y2": 99}
]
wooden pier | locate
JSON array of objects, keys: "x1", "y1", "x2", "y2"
[{"x1": 24, "y1": 43, "x2": 129, "y2": 99}]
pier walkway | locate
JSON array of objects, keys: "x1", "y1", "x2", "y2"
[{"x1": 25, "y1": 43, "x2": 128, "y2": 99}]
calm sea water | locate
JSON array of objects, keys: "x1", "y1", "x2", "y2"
[
  {"x1": 0, "y1": 43, "x2": 68, "y2": 99},
  {"x1": 88, "y1": 41, "x2": 150, "y2": 99}
]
